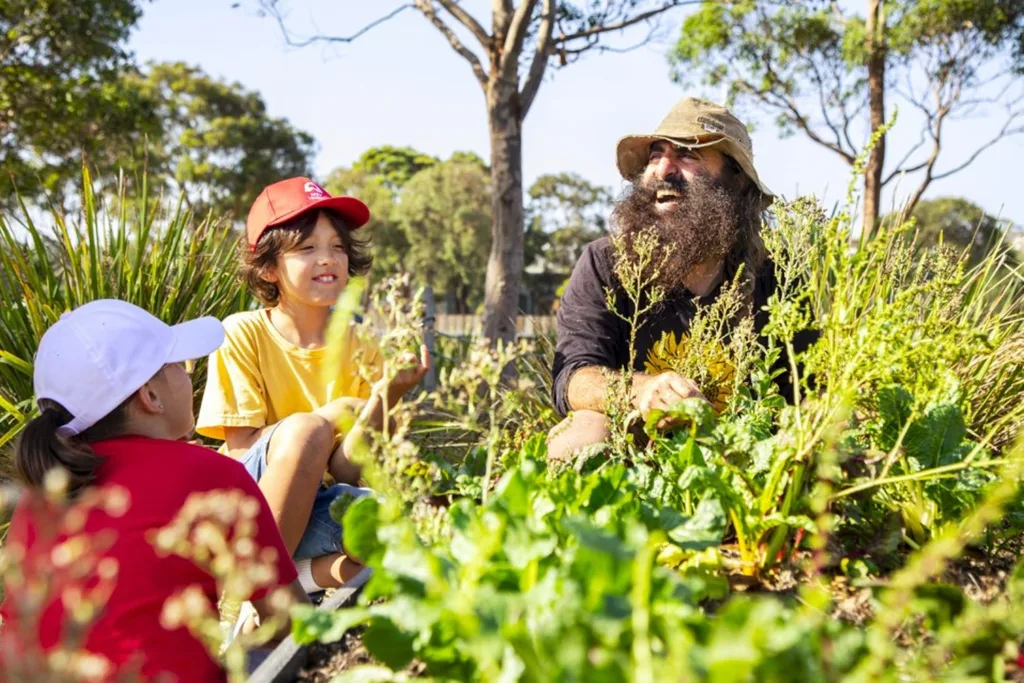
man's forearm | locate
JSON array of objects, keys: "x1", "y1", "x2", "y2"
[
  {"x1": 566, "y1": 366, "x2": 611, "y2": 413},
  {"x1": 566, "y1": 366, "x2": 653, "y2": 414}
]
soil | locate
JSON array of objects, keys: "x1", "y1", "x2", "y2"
[
  {"x1": 295, "y1": 626, "x2": 426, "y2": 681},
  {"x1": 296, "y1": 630, "x2": 374, "y2": 682}
]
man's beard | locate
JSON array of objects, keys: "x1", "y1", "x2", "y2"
[{"x1": 611, "y1": 172, "x2": 748, "y2": 295}]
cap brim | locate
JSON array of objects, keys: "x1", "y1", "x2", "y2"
[
  {"x1": 166, "y1": 317, "x2": 226, "y2": 363},
  {"x1": 266, "y1": 196, "x2": 371, "y2": 231}
]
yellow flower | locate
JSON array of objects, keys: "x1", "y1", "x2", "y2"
[
  {"x1": 644, "y1": 331, "x2": 736, "y2": 414},
  {"x1": 645, "y1": 331, "x2": 685, "y2": 375}
]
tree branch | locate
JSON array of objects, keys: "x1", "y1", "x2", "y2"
[
  {"x1": 414, "y1": 0, "x2": 488, "y2": 88},
  {"x1": 902, "y1": 81, "x2": 950, "y2": 216},
  {"x1": 559, "y1": 24, "x2": 662, "y2": 59},
  {"x1": 554, "y1": 2, "x2": 694, "y2": 46},
  {"x1": 435, "y1": 0, "x2": 491, "y2": 48},
  {"x1": 519, "y1": 0, "x2": 554, "y2": 118},
  {"x1": 258, "y1": 1, "x2": 414, "y2": 47},
  {"x1": 881, "y1": 126, "x2": 929, "y2": 186},
  {"x1": 751, "y1": 46, "x2": 859, "y2": 165},
  {"x1": 931, "y1": 113, "x2": 1024, "y2": 182},
  {"x1": 736, "y1": 78, "x2": 856, "y2": 164},
  {"x1": 500, "y1": 0, "x2": 539, "y2": 77}
]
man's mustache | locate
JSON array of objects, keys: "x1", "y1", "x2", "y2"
[{"x1": 643, "y1": 177, "x2": 688, "y2": 195}]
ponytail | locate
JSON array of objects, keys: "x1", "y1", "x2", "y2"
[{"x1": 16, "y1": 397, "x2": 133, "y2": 498}]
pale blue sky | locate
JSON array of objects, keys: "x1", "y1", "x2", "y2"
[{"x1": 129, "y1": 0, "x2": 1023, "y2": 226}]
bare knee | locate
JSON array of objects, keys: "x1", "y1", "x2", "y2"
[
  {"x1": 546, "y1": 410, "x2": 611, "y2": 462},
  {"x1": 267, "y1": 413, "x2": 335, "y2": 475}
]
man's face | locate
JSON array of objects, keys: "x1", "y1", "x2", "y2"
[
  {"x1": 641, "y1": 141, "x2": 727, "y2": 213},
  {"x1": 612, "y1": 139, "x2": 755, "y2": 293}
]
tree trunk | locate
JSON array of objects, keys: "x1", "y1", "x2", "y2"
[
  {"x1": 481, "y1": 78, "x2": 525, "y2": 343},
  {"x1": 863, "y1": 0, "x2": 886, "y2": 232}
]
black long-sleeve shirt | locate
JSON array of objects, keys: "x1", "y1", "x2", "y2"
[{"x1": 552, "y1": 236, "x2": 817, "y2": 417}]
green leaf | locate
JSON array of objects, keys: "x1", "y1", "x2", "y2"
[
  {"x1": 643, "y1": 398, "x2": 715, "y2": 440},
  {"x1": 565, "y1": 518, "x2": 633, "y2": 560},
  {"x1": 667, "y1": 494, "x2": 726, "y2": 551},
  {"x1": 0, "y1": 350, "x2": 33, "y2": 376},
  {"x1": 877, "y1": 384, "x2": 913, "y2": 451},
  {"x1": 291, "y1": 605, "x2": 370, "y2": 645},
  {"x1": 342, "y1": 496, "x2": 383, "y2": 563},
  {"x1": 362, "y1": 618, "x2": 416, "y2": 671},
  {"x1": 905, "y1": 403, "x2": 967, "y2": 468},
  {"x1": 494, "y1": 468, "x2": 530, "y2": 517}
]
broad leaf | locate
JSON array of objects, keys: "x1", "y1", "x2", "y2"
[
  {"x1": 905, "y1": 403, "x2": 966, "y2": 468},
  {"x1": 362, "y1": 618, "x2": 416, "y2": 671},
  {"x1": 291, "y1": 605, "x2": 370, "y2": 645},
  {"x1": 667, "y1": 494, "x2": 726, "y2": 551}
]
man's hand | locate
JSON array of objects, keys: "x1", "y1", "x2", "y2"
[{"x1": 632, "y1": 372, "x2": 708, "y2": 430}]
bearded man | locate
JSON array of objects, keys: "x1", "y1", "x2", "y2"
[{"x1": 548, "y1": 97, "x2": 815, "y2": 461}]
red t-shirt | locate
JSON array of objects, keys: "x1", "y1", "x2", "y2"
[{"x1": 0, "y1": 436, "x2": 298, "y2": 683}]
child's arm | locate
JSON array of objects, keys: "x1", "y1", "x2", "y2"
[
  {"x1": 341, "y1": 346, "x2": 430, "y2": 459},
  {"x1": 224, "y1": 347, "x2": 429, "y2": 469}
]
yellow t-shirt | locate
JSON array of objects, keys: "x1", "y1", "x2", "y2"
[{"x1": 196, "y1": 309, "x2": 381, "y2": 442}]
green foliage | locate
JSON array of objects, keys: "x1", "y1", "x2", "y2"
[
  {"x1": 1, "y1": 3, "x2": 315, "y2": 215},
  {"x1": 0, "y1": 0, "x2": 151, "y2": 205},
  {"x1": 351, "y1": 146, "x2": 439, "y2": 193},
  {"x1": 129, "y1": 62, "x2": 316, "y2": 219},
  {"x1": 393, "y1": 158, "x2": 492, "y2": 313},
  {"x1": 886, "y1": 196, "x2": 1022, "y2": 268},
  {"x1": 296, "y1": 181, "x2": 1024, "y2": 679},
  {"x1": 325, "y1": 148, "x2": 491, "y2": 311},
  {"x1": 0, "y1": 169, "x2": 251, "y2": 470},
  {"x1": 524, "y1": 172, "x2": 611, "y2": 275}
]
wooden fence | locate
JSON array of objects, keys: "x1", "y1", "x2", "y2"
[{"x1": 433, "y1": 313, "x2": 557, "y2": 338}]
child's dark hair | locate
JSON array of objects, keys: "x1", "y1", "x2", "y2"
[
  {"x1": 16, "y1": 395, "x2": 135, "y2": 498},
  {"x1": 240, "y1": 209, "x2": 373, "y2": 306}
]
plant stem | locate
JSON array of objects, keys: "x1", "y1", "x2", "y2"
[
  {"x1": 831, "y1": 458, "x2": 1006, "y2": 500},
  {"x1": 763, "y1": 462, "x2": 807, "y2": 569}
]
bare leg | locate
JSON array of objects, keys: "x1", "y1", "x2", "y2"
[
  {"x1": 546, "y1": 410, "x2": 612, "y2": 462},
  {"x1": 310, "y1": 552, "x2": 365, "y2": 588},
  {"x1": 326, "y1": 398, "x2": 368, "y2": 485},
  {"x1": 258, "y1": 413, "x2": 335, "y2": 554}
]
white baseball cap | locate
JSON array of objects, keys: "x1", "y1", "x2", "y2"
[{"x1": 33, "y1": 299, "x2": 225, "y2": 437}]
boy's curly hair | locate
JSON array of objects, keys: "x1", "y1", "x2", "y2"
[{"x1": 240, "y1": 209, "x2": 373, "y2": 306}]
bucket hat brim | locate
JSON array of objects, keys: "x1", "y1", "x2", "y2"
[{"x1": 615, "y1": 97, "x2": 775, "y2": 209}]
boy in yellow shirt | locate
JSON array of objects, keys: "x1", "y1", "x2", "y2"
[{"x1": 197, "y1": 177, "x2": 428, "y2": 592}]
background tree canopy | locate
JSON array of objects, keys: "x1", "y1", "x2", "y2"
[
  {"x1": 671, "y1": 0, "x2": 1024, "y2": 227},
  {"x1": 888, "y1": 196, "x2": 1022, "y2": 267},
  {"x1": 2, "y1": 1, "x2": 315, "y2": 216},
  {"x1": 324, "y1": 148, "x2": 613, "y2": 313}
]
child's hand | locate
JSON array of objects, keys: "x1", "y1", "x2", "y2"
[{"x1": 385, "y1": 345, "x2": 431, "y2": 401}]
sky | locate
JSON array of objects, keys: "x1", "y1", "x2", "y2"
[{"x1": 127, "y1": 0, "x2": 1024, "y2": 226}]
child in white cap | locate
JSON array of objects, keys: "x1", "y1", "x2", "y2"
[{"x1": 0, "y1": 299, "x2": 307, "y2": 683}]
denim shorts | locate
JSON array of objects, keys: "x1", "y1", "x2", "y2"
[{"x1": 241, "y1": 426, "x2": 372, "y2": 560}]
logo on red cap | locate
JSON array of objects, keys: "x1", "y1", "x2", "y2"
[{"x1": 303, "y1": 181, "x2": 328, "y2": 200}]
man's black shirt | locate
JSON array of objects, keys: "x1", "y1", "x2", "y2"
[{"x1": 552, "y1": 236, "x2": 817, "y2": 417}]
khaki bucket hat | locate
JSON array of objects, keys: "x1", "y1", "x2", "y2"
[{"x1": 616, "y1": 97, "x2": 774, "y2": 207}]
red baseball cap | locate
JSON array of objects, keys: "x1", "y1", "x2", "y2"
[{"x1": 246, "y1": 177, "x2": 371, "y2": 247}]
